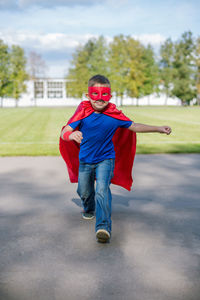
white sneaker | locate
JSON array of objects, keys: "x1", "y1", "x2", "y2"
[{"x1": 96, "y1": 229, "x2": 110, "y2": 243}]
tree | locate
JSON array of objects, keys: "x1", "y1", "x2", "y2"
[
  {"x1": 86, "y1": 36, "x2": 109, "y2": 76},
  {"x1": 108, "y1": 35, "x2": 146, "y2": 106},
  {"x1": 124, "y1": 36, "x2": 146, "y2": 105},
  {"x1": 66, "y1": 36, "x2": 108, "y2": 98},
  {"x1": 10, "y1": 45, "x2": 28, "y2": 107},
  {"x1": 171, "y1": 31, "x2": 196, "y2": 105},
  {"x1": 0, "y1": 40, "x2": 11, "y2": 107},
  {"x1": 108, "y1": 35, "x2": 128, "y2": 105},
  {"x1": 27, "y1": 51, "x2": 47, "y2": 106},
  {"x1": 27, "y1": 51, "x2": 47, "y2": 79},
  {"x1": 66, "y1": 32, "x2": 198, "y2": 106},
  {"x1": 159, "y1": 38, "x2": 174, "y2": 104},
  {"x1": 141, "y1": 44, "x2": 159, "y2": 103},
  {"x1": 195, "y1": 37, "x2": 200, "y2": 105}
]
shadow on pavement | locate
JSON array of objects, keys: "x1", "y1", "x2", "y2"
[{"x1": 0, "y1": 155, "x2": 200, "y2": 300}]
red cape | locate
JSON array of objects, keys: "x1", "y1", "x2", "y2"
[{"x1": 59, "y1": 101, "x2": 136, "y2": 191}]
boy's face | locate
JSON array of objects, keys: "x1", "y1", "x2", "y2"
[{"x1": 86, "y1": 84, "x2": 112, "y2": 112}]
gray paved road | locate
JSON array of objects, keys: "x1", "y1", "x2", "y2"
[{"x1": 0, "y1": 155, "x2": 200, "y2": 300}]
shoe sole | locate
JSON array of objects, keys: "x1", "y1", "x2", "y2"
[
  {"x1": 96, "y1": 229, "x2": 110, "y2": 243},
  {"x1": 82, "y1": 215, "x2": 95, "y2": 220}
]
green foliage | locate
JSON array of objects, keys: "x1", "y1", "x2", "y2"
[
  {"x1": 10, "y1": 45, "x2": 28, "y2": 104},
  {"x1": 160, "y1": 32, "x2": 198, "y2": 105},
  {"x1": 67, "y1": 31, "x2": 200, "y2": 106},
  {"x1": 108, "y1": 35, "x2": 146, "y2": 105},
  {"x1": 195, "y1": 37, "x2": 200, "y2": 105},
  {"x1": 140, "y1": 44, "x2": 160, "y2": 97},
  {"x1": 66, "y1": 36, "x2": 108, "y2": 98},
  {"x1": 172, "y1": 32, "x2": 196, "y2": 105},
  {"x1": 108, "y1": 35, "x2": 129, "y2": 104},
  {"x1": 0, "y1": 40, "x2": 28, "y2": 105},
  {"x1": 0, "y1": 40, "x2": 11, "y2": 101},
  {"x1": 1, "y1": 32, "x2": 200, "y2": 106},
  {"x1": 159, "y1": 38, "x2": 174, "y2": 98},
  {"x1": 66, "y1": 34, "x2": 158, "y2": 103}
]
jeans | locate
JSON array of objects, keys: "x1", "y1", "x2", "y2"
[{"x1": 77, "y1": 159, "x2": 115, "y2": 233}]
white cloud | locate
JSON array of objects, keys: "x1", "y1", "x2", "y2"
[
  {"x1": 133, "y1": 34, "x2": 166, "y2": 46},
  {"x1": 0, "y1": 30, "x2": 166, "y2": 53},
  {"x1": 0, "y1": 30, "x2": 167, "y2": 77},
  {"x1": 0, "y1": 30, "x2": 97, "y2": 51}
]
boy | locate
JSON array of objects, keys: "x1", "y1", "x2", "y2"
[{"x1": 60, "y1": 74, "x2": 171, "y2": 243}]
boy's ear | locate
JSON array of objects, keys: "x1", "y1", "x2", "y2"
[{"x1": 85, "y1": 93, "x2": 89, "y2": 99}]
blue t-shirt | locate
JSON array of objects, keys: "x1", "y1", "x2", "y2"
[{"x1": 69, "y1": 112, "x2": 132, "y2": 163}]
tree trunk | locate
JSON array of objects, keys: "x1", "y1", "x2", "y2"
[
  {"x1": 197, "y1": 94, "x2": 200, "y2": 105},
  {"x1": 118, "y1": 95, "x2": 122, "y2": 106},
  {"x1": 120, "y1": 95, "x2": 123, "y2": 107},
  {"x1": 148, "y1": 95, "x2": 150, "y2": 105},
  {"x1": 0, "y1": 98, "x2": 3, "y2": 108},
  {"x1": 165, "y1": 94, "x2": 168, "y2": 105}
]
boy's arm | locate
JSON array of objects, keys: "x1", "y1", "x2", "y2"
[
  {"x1": 60, "y1": 125, "x2": 83, "y2": 143},
  {"x1": 128, "y1": 122, "x2": 171, "y2": 135}
]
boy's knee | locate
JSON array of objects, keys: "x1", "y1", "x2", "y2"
[
  {"x1": 96, "y1": 182, "x2": 108, "y2": 196},
  {"x1": 77, "y1": 187, "x2": 92, "y2": 200}
]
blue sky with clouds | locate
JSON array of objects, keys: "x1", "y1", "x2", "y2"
[{"x1": 0, "y1": 0, "x2": 199, "y2": 77}]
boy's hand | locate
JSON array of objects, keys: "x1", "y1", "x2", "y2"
[
  {"x1": 158, "y1": 126, "x2": 172, "y2": 135},
  {"x1": 69, "y1": 131, "x2": 83, "y2": 143}
]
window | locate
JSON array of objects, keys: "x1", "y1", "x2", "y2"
[
  {"x1": 47, "y1": 81, "x2": 63, "y2": 98},
  {"x1": 47, "y1": 81, "x2": 63, "y2": 88},
  {"x1": 34, "y1": 81, "x2": 44, "y2": 98},
  {"x1": 47, "y1": 91, "x2": 63, "y2": 98}
]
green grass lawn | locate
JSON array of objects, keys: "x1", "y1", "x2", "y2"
[{"x1": 0, "y1": 106, "x2": 200, "y2": 156}]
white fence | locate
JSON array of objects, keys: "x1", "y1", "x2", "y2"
[
  {"x1": 0, "y1": 79, "x2": 184, "y2": 107},
  {"x1": 1, "y1": 94, "x2": 182, "y2": 107}
]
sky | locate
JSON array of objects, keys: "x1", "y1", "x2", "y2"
[{"x1": 0, "y1": 0, "x2": 199, "y2": 77}]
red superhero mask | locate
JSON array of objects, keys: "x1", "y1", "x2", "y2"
[{"x1": 88, "y1": 86, "x2": 112, "y2": 102}]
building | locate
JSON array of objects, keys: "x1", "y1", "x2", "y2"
[
  {"x1": 2, "y1": 78, "x2": 81, "y2": 107},
  {"x1": 29, "y1": 78, "x2": 81, "y2": 106},
  {"x1": 33, "y1": 78, "x2": 67, "y2": 99}
]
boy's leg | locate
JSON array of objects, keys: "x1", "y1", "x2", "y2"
[
  {"x1": 95, "y1": 159, "x2": 115, "y2": 235},
  {"x1": 77, "y1": 161, "x2": 95, "y2": 213}
]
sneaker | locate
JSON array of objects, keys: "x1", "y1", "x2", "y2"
[
  {"x1": 82, "y1": 211, "x2": 95, "y2": 220},
  {"x1": 96, "y1": 229, "x2": 110, "y2": 243}
]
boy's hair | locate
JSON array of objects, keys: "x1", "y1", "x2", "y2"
[{"x1": 88, "y1": 74, "x2": 110, "y2": 87}]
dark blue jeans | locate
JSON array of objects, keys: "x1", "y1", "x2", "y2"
[{"x1": 77, "y1": 159, "x2": 115, "y2": 233}]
